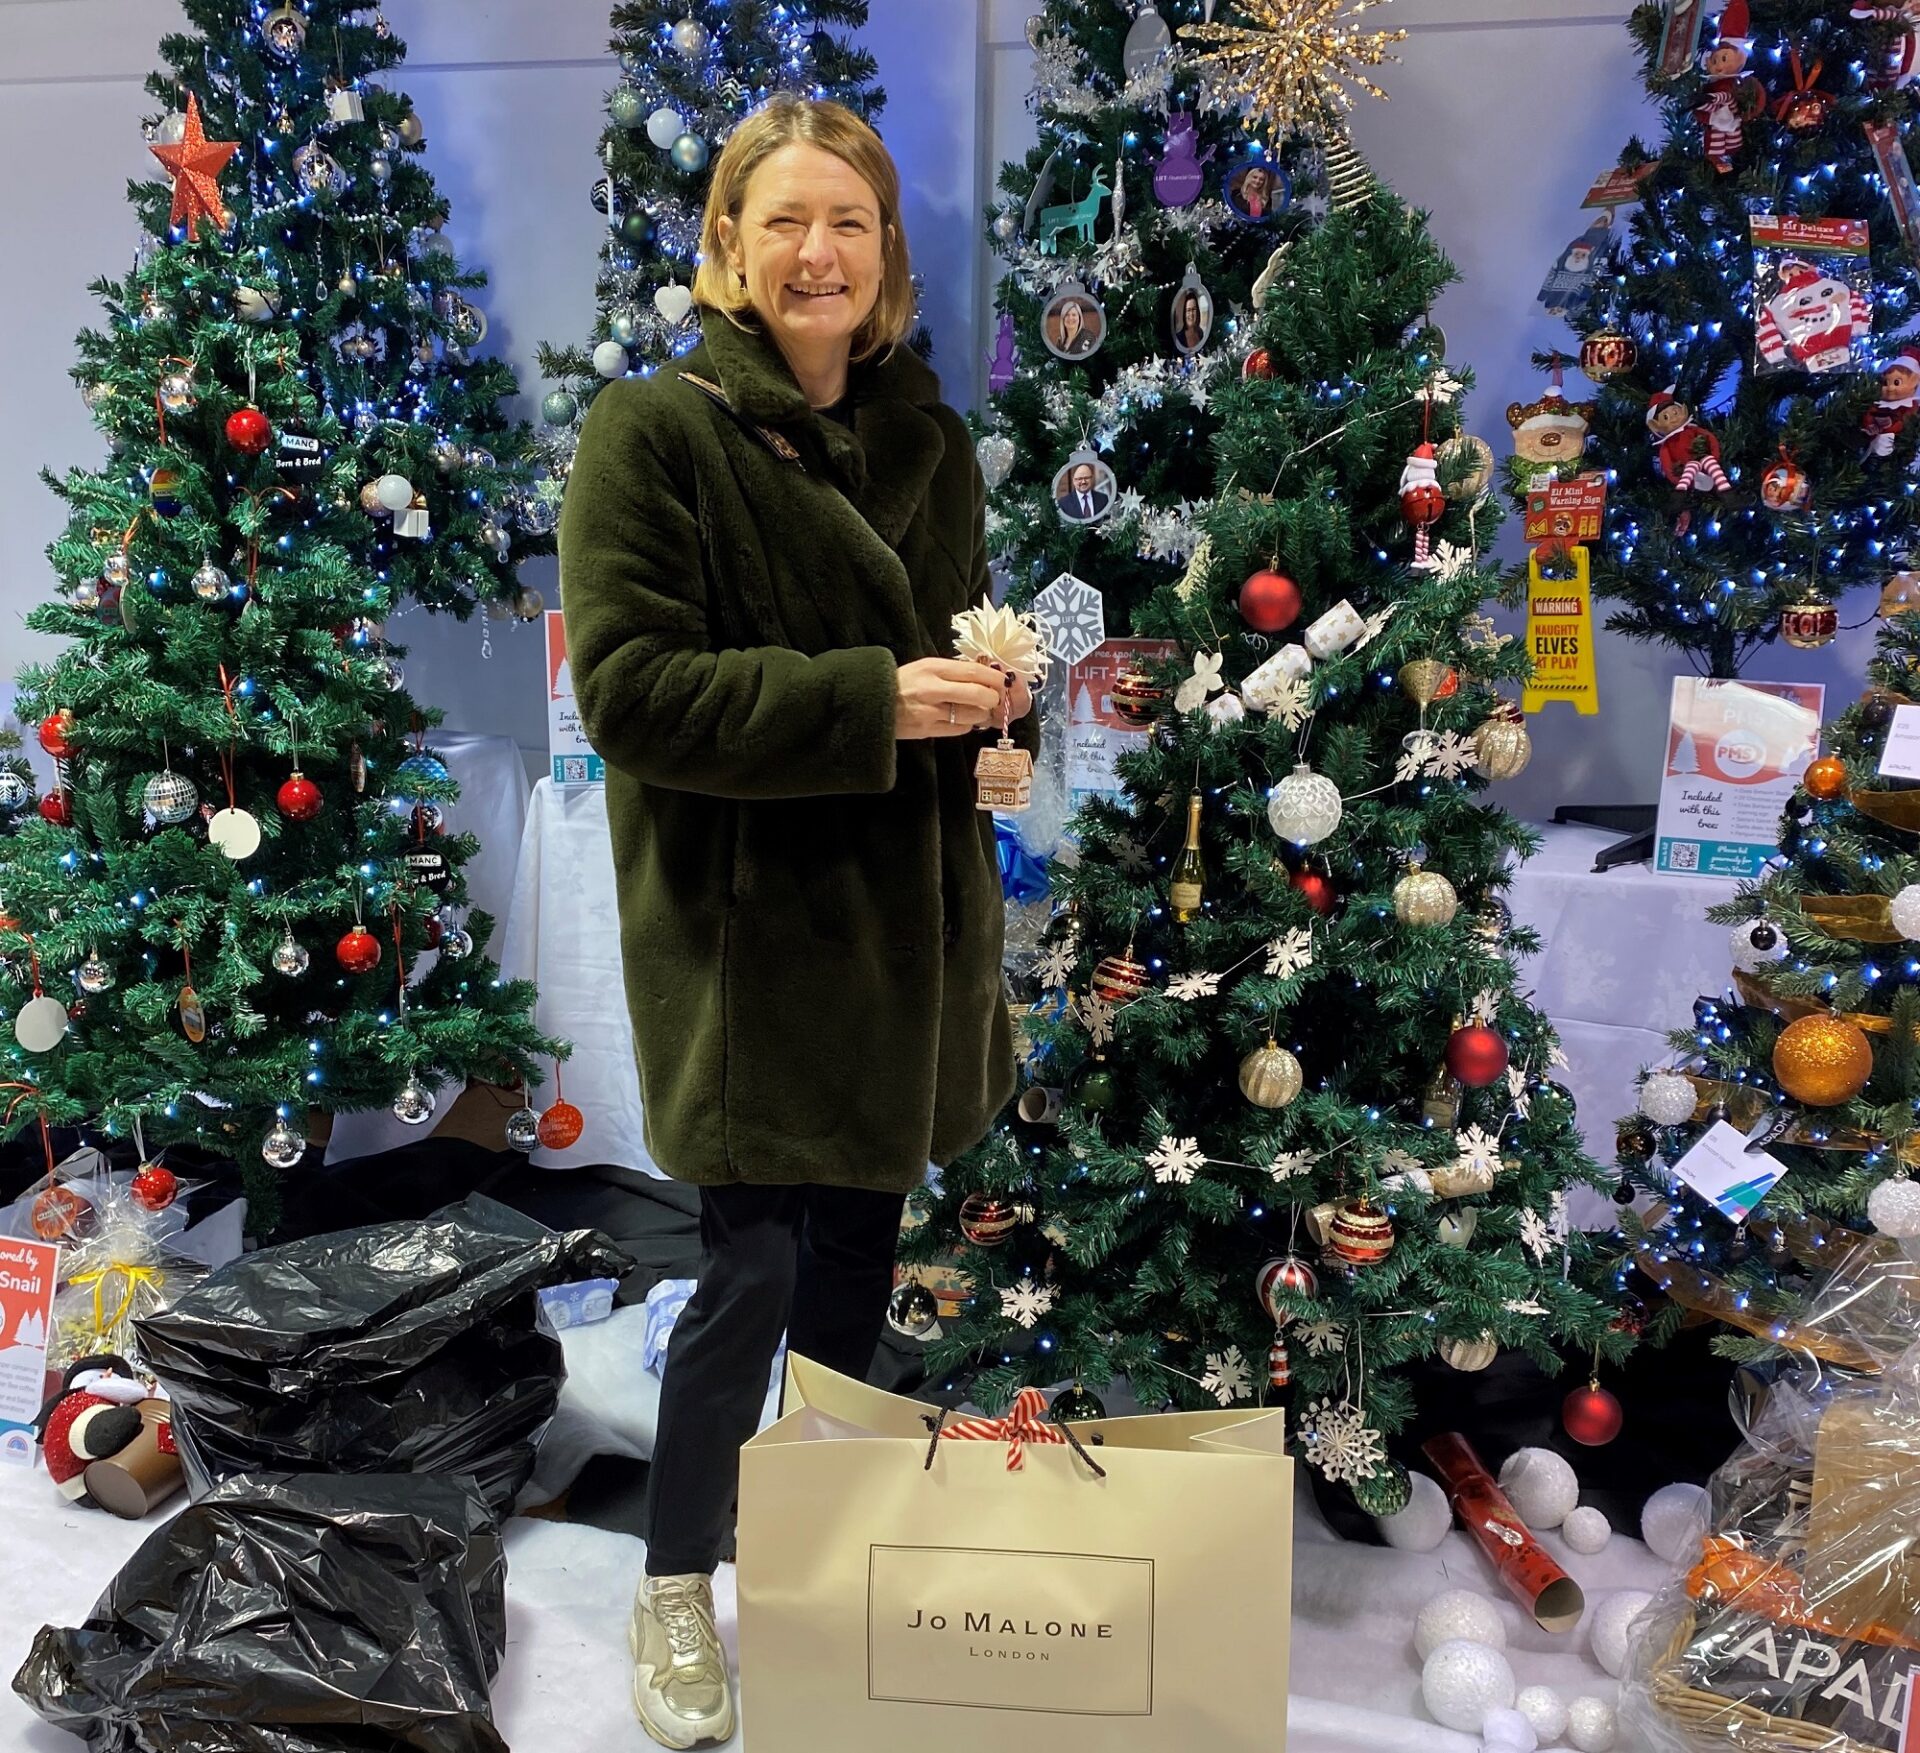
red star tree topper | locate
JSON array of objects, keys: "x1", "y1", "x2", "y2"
[{"x1": 146, "y1": 92, "x2": 237, "y2": 241}]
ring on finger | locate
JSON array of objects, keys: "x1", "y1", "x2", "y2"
[{"x1": 947, "y1": 704, "x2": 956, "y2": 725}]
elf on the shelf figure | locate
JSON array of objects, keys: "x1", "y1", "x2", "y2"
[
  {"x1": 1696, "y1": 1, "x2": 1765, "y2": 172},
  {"x1": 1649, "y1": 388, "x2": 1732, "y2": 533},
  {"x1": 1864, "y1": 348, "x2": 1920, "y2": 457},
  {"x1": 1850, "y1": 1, "x2": 1920, "y2": 91},
  {"x1": 1756, "y1": 257, "x2": 1873, "y2": 374}
]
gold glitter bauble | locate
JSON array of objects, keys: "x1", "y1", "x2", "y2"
[{"x1": 1772, "y1": 1014, "x2": 1873, "y2": 1107}]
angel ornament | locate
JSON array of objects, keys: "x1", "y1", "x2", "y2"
[
  {"x1": 1174, "y1": 650, "x2": 1226, "y2": 714},
  {"x1": 953, "y1": 598, "x2": 1049, "y2": 813}
]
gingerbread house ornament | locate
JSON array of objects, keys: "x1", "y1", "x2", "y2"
[{"x1": 975, "y1": 735, "x2": 1034, "y2": 813}]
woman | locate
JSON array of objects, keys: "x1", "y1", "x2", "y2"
[
  {"x1": 559, "y1": 96, "x2": 1034, "y2": 1750},
  {"x1": 1056, "y1": 295, "x2": 1095, "y2": 356},
  {"x1": 1174, "y1": 287, "x2": 1207, "y2": 355}
]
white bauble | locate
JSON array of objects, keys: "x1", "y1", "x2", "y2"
[
  {"x1": 1267, "y1": 762, "x2": 1342, "y2": 845},
  {"x1": 1561, "y1": 1504, "x2": 1612, "y2": 1554},
  {"x1": 1638, "y1": 1069, "x2": 1697, "y2": 1127},
  {"x1": 592, "y1": 339, "x2": 630, "y2": 379},
  {"x1": 1868, "y1": 1175, "x2": 1920, "y2": 1238},
  {"x1": 1729, "y1": 917, "x2": 1790, "y2": 972},
  {"x1": 374, "y1": 472, "x2": 415, "y2": 512},
  {"x1": 1414, "y1": 1588, "x2": 1505, "y2": 1660},
  {"x1": 1421, "y1": 1640, "x2": 1516, "y2": 1733},
  {"x1": 1374, "y1": 1470, "x2": 1450, "y2": 1552},
  {"x1": 1567, "y1": 1695, "x2": 1617, "y2": 1753},
  {"x1": 647, "y1": 106, "x2": 684, "y2": 149},
  {"x1": 1641, "y1": 1481, "x2": 1710, "y2": 1563},
  {"x1": 1589, "y1": 1589, "x2": 1653, "y2": 1677},
  {"x1": 1893, "y1": 883, "x2": 1920, "y2": 941},
  {"x1": 1515, "y1": 1686, "x2": 1569, "y2": 1744},
  {"x1": 1498, "y1": 1446, "x2": 1580, "y2": 1530},
  {"x1": 1480, "y1": 1707, "x2": 1537, "y2": 1753}
]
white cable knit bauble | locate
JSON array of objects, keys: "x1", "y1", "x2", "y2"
[
  {"x1": 1567, "y1": 1695, "x2": 1617, "y2": 1752},
  {"x1": 1375, "y1": 1470, "x2": 1451, "y2": 1552},
  {"x1": 1481, "y1": 1706, "x2": 1538, "y2": 1753},
  {"x1": 1515, "y1": 1686, "x2": 1569, "y2": 1743},
  {"x1": 1562, "y1": 1504, "x2": 1613, "y2": 1554},
  {"x1": 1415, "y1": 1588, "x2": 1507, "y2": 1660},
  {"x1": 1590, "y1": 1589, "x2": 1653, "y2": 1677},
  {"x1": 1638, "y1": 1069, "x2": 1697, "y2": 1126},
  {"x1": 1868, "y1": 1175, "x2": 1920, "y2": 1239},
  {"x1": 1892, "y1": 883, "x2": 1920, "y2": 941},
  {"x1": 1642, "y1": 1482, "x2": 1710, "y2": 1563},
  {"x1": 1498, "y1": 1446, "x2": 1579, "y2": 1530},
  {"x1": 1421, "y1": 1640, "x2": 1516, "y2": 1732}
]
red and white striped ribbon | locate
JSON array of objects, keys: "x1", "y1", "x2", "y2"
[{"x1": 939, "y1": 1387, "x2": 1066, "y2": 1471}]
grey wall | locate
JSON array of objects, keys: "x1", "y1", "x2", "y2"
[{"x1": 1, "y1": 0, "x2": 1885, "y2": 818}]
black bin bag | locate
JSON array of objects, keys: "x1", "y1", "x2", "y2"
[
  {"x1": 135, "y1": 1192, "x2": 632, "y2": 1516},
  {"x1": 13, "y1": 1471, "x2": 508, "y2": 1753}
]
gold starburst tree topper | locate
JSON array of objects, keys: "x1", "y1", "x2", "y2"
[{"x1": 1179, "y1": 0, "x2": 1406, "y2": 136}]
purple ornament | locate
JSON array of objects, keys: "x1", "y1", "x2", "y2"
[
  {"x1": 987, "y1": 311, "x2": 1019, "y2": 392},
  {"x1": 1153, "y1": 113, "x2": 1215, "y2": 208}
]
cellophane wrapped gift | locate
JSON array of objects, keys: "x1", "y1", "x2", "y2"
[{"x1": 1621, "y1": 1225, "x2": 1920, "y2": 1752}]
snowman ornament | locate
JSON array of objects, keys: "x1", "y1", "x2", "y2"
[{"x1": 1757, "y1": 257, "x2": 1871, "y2": 375}]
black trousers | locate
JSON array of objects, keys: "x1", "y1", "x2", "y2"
[{"x1": 643, "y1": 1179, "x2": 907, "y2": 1577}]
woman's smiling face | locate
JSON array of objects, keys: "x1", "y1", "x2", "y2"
[{"x1": 718, "y1": 142, "x2": 890, "y2": 357}]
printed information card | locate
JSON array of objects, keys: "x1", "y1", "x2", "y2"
[
  {"x1": 0, "y1": 1236, "x2": 59, "y2": 1467},
  {"x1": 1066, "y1": 639, "x2": 1179, "y2": 809},
  {"x1": 545, "y1": 611, "x2": 604, "y2": 786},
  {"x1": 1670, "y1": 1120, "x2": 1788, "y2": 1225},
  {"x1": 1654, "y1": 677, "x2": 1824, "y2": 877}
]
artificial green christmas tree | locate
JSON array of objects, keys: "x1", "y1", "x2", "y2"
[
  {"x1": 904, "y1": 117, "x2": 1622, "y2": 1501},
  {"x1": 1519, "y1": 0, "x2": 1920, "y2": 677},
  {"x1": 0, "y1": 1, "x2": 563, "y2": 1224}
]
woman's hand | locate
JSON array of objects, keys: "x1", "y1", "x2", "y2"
[{"x1": 895, "y1": 657, "x2": 1005, "y2": 740}]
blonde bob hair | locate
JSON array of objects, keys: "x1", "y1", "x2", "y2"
[{"x1": 692, "y1": 95, "x2": 914, "y2": 365}]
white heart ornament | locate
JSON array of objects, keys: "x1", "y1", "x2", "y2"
[
  {"x1": 654, "y1": 283, "x2": 693, "y2": 326},
  {"x1": 15, "y1": 994, "x2": 70, "y2": 1053},
  {"x1": 976, "y1": 434, "x2": 1016, "y2": 489}
]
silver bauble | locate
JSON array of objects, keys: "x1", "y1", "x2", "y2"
[
  {"x1": 72, "y1": 578, "x2": 102, "y2": 611},
  {"x1": 465, "y1": 446, "x2": 495, "y2": 471},
  {"x1": 152, "y1": 110, "x2": 188, "y2": 146},
  {"x1": 143, "y1": 769, "x2": 199, "y2": 824},
  {"x1": 157, "y1": 371, "x2": 196, "y2": 412},
  {"x1": 670, "y1": 17, "x2": 709, "y2": 56},
  {"x1": 512, "y1": 586, "x2": 546, "y2": 621},
  {"x1": 192, "y1": 561, "x2": 231, "y2": 602},
  {"x1": 515, "y1": 492, "x2": 558, "y2": 537},
  {"x1": 77, "y1": 954, "x2": 116, "y2": 993},
  {"x1": 1892, "y1": 884, "x2": 1920, "y2": 941},
  {"x1": 1267, "y1": 763, "x2": 1342, "y2": 845},
  {"x1": 887, "y1": 1280, "x2": 940, "y2": 1338},
  {"x1": 272, "y1": 933, "x2": 310, "y2": 976},
  {"x1": 392, "y1": 1074, "x2": 437, "y2": 1126},
  {"x1": 608, "y1": 308, "x2": 642, "y2": 347},
  {"x1": 431, "y1": 437, "x2": 465, "y2": 473},
  {"x1": 506, "y1": 1105, "x2": 540, "y2": 1151},
  {"x1": 994, "y1": 211, "x2": 1019, "y2": 242},
  {"x1": 670, "y1": 131, "x2": 709, "y2": 173},
  {"x1": 440, "y1": 928, "x2": 474, "y2": 959},
  {"x1": 369, "y1": 149, "x2": 392, "y2": 185},
  {"x1": 261, "y1": 1117, "x2": 306, "y2": 1169}
]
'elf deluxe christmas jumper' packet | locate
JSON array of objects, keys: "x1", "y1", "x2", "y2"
[{"x1": 1750, "y1": 214, "x2": 1873, "y2": 377}]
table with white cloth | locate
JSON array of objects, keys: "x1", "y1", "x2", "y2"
[{"x1": 323, "y1": 731, "x2": 532, "y2": 1164}]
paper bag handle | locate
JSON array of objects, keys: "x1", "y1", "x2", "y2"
[{"x1": 921, "y1": 1397, "x2": 1108, "y2": 1479}]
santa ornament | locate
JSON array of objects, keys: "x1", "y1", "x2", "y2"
[
  {"x1": 1695, "y1": 2, "x2": 1764, "y2": 174},
  {"x1": 1852, "y1": 1, "x2": 1920, "y2": 90},
  {"x1": 1864, "y1": 348, "x2": 1920, "y2": 459},
  {"x1": 1400, "y1": 442, "x2": 1446, "y2": 571},
  {"x1": 34, "y1": 1356, "x2": 150, "y2": 1504},
  {"x1": 1647, "y1": 387, "x2": 1732, "y2": 520},
  {"x1": 1755, "y1": 255, "x2": 1872, "y2": 375}
]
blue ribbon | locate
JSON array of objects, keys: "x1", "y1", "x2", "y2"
[{"x1": 997, "y1": 817, "x2": 1051, "y2": 904}]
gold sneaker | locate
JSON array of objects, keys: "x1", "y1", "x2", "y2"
[{"x1": 630, "y1": 1572, "x2": 735, "y2": 1749}]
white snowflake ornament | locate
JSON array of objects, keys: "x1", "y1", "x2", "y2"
[
  {"x1": 1075, "y1": 992, "x2": 1117, "y2": 1048},
  {"x1": 999, "y1": 1279, "x2": 1057, "y2": 1330},
  {"x1": 1033, "y1": 939, "x2": 1077, "y2": 990},
  {"x1": 1201, "y1": 1346, "x2": 1253, "y2": 1406},
  {"x1": 1031, "y1": 573, "x2": 1106, "y2": 669},
  {"x1": 1518, "y1": 1208, "x2": 1556, "y2": 1262},
  {"x1": 1264, "y1": 928, "x2": 1313, "y2": 978},
  {"x1": 1299, "y1": 1396, "x2": 1386, "y2": 1485},
  {"x1": 1148, "y1": 1134, "x2": 1207, "y2": 1185},
  {"x1": 1167, "y1": 971, "x2": 1221, "y2": 1001},
  {"x1": 1298, "y1": 1317, "x2": 1347, "y2": 1358},
  {"x1": 1269, "y1": 1147, "x2": 1318, "y2": 1182}
]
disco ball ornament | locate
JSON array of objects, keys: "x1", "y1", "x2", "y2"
[
  {"x1": 335, "y1": 927, "x2": 381, "y2": 974},
  {"x1": 593, "y1": 339, "x2": 630, "y2": 379},
  {"x1": 505, "y1": 1105, "x2": 540, "y2": 1152},
  {"x1": 77, "y1": 953, "x2": 115, "y2": 993},
  {"x1": 1050, "y1": 1386, "x2": 1106, "y2": 1424},
  {"x1": 671, "y1": 17, "x2": 709, "y2": 56},
  {"x1": 536, "y1": 1099, "x2": 585, "y2": 1150},
  {"x1": 670, "y1": 131, "x2": 709, "y2": 173},
  {"x1": 886, "y1": 1280, "x2": 939, "y2": 1338},
  {"x1": 1638, "y1": 1070, "x2": 1697, "y2": 1126},
  {"x1": 261, "y1": 1117, "x2": 306, "y2": 1169},
  {"x1": 143, "y1": 769, "x2": 199, "y2": 824},
  {"x1": 542, "y1": 389, "x2": 578, "y2": 426},
  {"x1": 272, "y1": 933, "x2": 310, "y2": 976},
  {"x1": 1267, "y1": 763, "x2": 1342, "y2": 845},
  {"x1": 131, "y1": 1163, "x2": 179, "y2": 1211},
  {"x1": 1729, "y1": 918, "x2": 1790, "y2": 972},
  {"x1": 191, "y1": 560, "x2": 231, "y2": 602},
  {"x1": 392, "y1": 1074, "x2": 437, "y2": 1126}
]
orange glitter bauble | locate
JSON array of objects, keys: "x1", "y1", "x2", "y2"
[
  {"x1": 1773, "y1": 1014, "x2": 1874, "y2": 1107},
  {"x1": 1803, "y1": 756, "x2": 1849, "y2": 801}
]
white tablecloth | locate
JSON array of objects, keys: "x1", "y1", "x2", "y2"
[
  {"x1": 324, "y1": 731, "x2": 532, "y2": 1164},
  {"x1": 1506, "y1": 823, "x2": 1741, "y2": 1187}
]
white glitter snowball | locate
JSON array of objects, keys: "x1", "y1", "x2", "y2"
[
  {"x1": 1590, "y1": 1589, "x2": 1653, "y2": 1677},
  {"x1": 1415, "y1": 1588, "x2": 1507, "y2": 1660},
  {"x1": 1481, "y1": 1706, "x2": 1538, "y2": 1753},
  {"x1": 1498, "y1": 1446, "x2": 1580, "y2": 1530},
  {"x1": 1891, "y1": 883, "x2": 1920, "y2": 941},
  {"x1": 1375, "y1": 1470, "x2": 1451, "y2": 1552},
  {"x1": 1868, "y1": 1175, "x2": 1920, "y2": 1239},
  {"x1": 1729, "y1": 917, "x2": 1790, "y2": 973},
  {"x1": 1642, "y1": 1481, "x2": 1711, "y2": 1563},
  {"x1": 1516, "y1": 1685, "x2": 1569, "y2": 1743},
  {"x1": 1638, "y1": 1069, "x2": 1697, "y2": 1126},
  {"x1": 1567, "y1": 1694, "x2": 1617, "y2": 1752},
  {"x1": 1562, "y1": 1504, "x2": 1613, "y2": 1554},
  {"x1": 1422, "y1": 1639, "x2": 1516, "y2": 1732}
]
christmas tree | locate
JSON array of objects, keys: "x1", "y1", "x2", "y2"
[
  {"x1": 0, "y1": 1, "x2": 565, "y2": 1226},
  {"x1": 1518, "y1": 0, "x2": 1920, "y2": 678},
  {"x1": 1617, "y1": 595, "x2": 1920, "y2": 1358},
  {"x1": 901, "y1": 21, "x2": 1622, "y2": 1506},
  {"x1": 535, "y1": 0, "x2": 882, "y2": 465}
]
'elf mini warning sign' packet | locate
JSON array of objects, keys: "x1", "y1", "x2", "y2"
[{"x1": 1750, "y1": 214, "x2": 1872, "y2": 377}]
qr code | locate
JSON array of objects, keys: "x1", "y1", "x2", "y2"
[
  {"x1": 1668, "y1": 841, "x2": 1700, "y2": 871},
  {"x1": 561, "y1": 757, "x2": 590, "y2": 783}
]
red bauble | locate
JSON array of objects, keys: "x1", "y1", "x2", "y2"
[
  {"x1": 1291, "y1": 870, "x2": 1336, "y2": 916},
  {"x1": 39, "y1": 790, "x2": 72, "y2": 826},
  {"x1": 132, "y1": 1164, "x2": 180, "y2": 1211},
  {"x1": 1562, "y1": 1380, "x2": 1624, "y2": 1447},
  {"x1": 38, "y1": 710, "x2": 75, "y2": 758},
  {"x1": 224, "y1": 407, "x2": 272, "y2": 455},
  {"x1": 1401, "y1": 481, "x2": 1446, "y2": 526},
  {"x1": 1239, "y1": 569, "x2": 1303, "y2": 633},
  {"x1": 335, "y1": 926, "x2": 381, "y2": 973},
  {"x1": 276, "y1": 771, "x2": 323, "y2": 821},
  {"x1": 536, "y1": 1099, "x2": 585, "y2": 1150},
  {"x1": 424, "y1": 913, "x2": 444, "y2": 949},
  {"x1": 1242, "y1": 348, "x2": 1273, "y2": 380},
  {"x1": 1256, "y1": 1255, "x2": 1318, "y2": 1325},
  {"x1": 1444, "y1": 1022, "x2": 1509, "y2": 1088}
]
